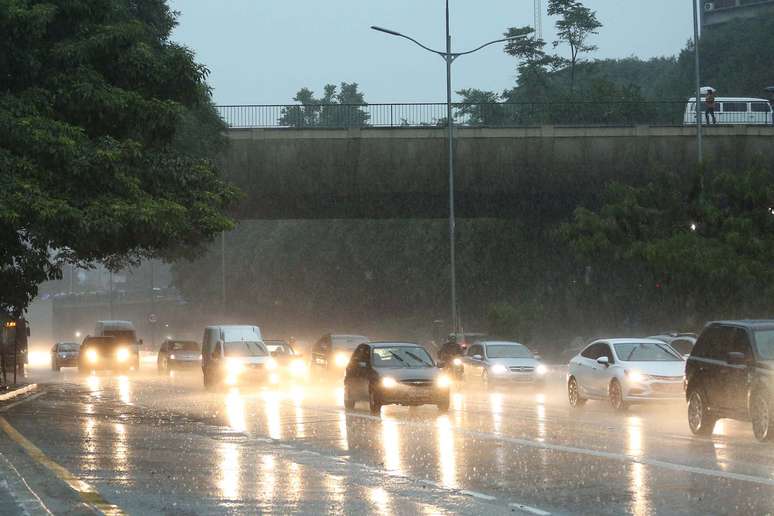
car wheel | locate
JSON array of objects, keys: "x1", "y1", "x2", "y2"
[
  {"x1": 687, "y1": 389, "x2": 716, "y2": 436},
  {"x1": 568, "y1": 376, "x2": 586, "y2": 408},
  {"x1": 344, "y1": 386, "x2": 355, "y2": 410},
  {"x1": 437, "y1": 394, "x2": 450, "y2": 413},
  {"x1": 369, "y1": 387, "x2": 382, "y2": 416},
  {"x1": 609, "y1": 379, "x2": 628, "y2": 411},
  {"x1": 751, "y1": 392, "x2": 773, "y2": 442}
]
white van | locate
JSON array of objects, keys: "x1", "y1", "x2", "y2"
[
  {"x1": 684, "y1": 97, "x2": 773, "y2": 125},
  {"x1": 201, "y1": 325, "x2": 271, "y2": 389},
  {"x1": 94, "y1": 320, "x2": 140, "y2": 370}
]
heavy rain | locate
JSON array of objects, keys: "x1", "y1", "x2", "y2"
[{"x1": 3, "y1": 1, "x2": 774, "y2": 515}]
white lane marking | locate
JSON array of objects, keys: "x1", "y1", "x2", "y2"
[
  {"x1": 510, "y1": 502, "x2": 552, "y2": 515},
  {"x1": 332, "y1": 408, "x2": 774, "y2": 488},
  {"x1": 0, "y1": 392, "x2": 46, "y2": 413},
  {"x1": 0, "y1": 384, "x2": 38, "y2": 402},
  {"x1": 0, "y1": 450, "x2": 54, "y2": 515},
  {"x1": 460, "y1": 490, "x2": 497, "y2": 501}
]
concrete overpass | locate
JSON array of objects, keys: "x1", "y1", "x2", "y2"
[{"x1": 222, "y1": 125, "x2": 774, "y2": 219}]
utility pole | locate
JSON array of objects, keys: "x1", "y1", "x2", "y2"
[
  {"x1": 221, "y1": 231, "x2": 226, "y2": 316},
  {"x1": 534, "y1": 0, "x2": 543, "y2": 40},
  {"x1": 692, "y1": 0, "x2": 703, "y2": 163}
]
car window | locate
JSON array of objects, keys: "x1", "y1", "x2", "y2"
[
  {"x1": 170, "y1": 341, "x2": 199, "y2": 351},
  {"x1": 599, "y1": 343, "x2": 614, "y2": 362},
  {"x1": 372, "y1": 346, "x2": 433, "y2": 368},
  {"x1": 58, "y1": 343, "x2": 78, "y2": 352},
  {"x1": 486, "y1": 344, "x2": 532, "y2": 358},
  {"x1": 223, "y1": 341, "x2": 267, "y2": 357},
  {"x1": 728, "y1": 328, "x2": 752, "y2": 357},
  {"x1": 613, "y1": 342, "x2": 680, "y2": 361},
  {"x1": 468, "y1": 344, "x2": 484, "y2": 357},
  {"x1": 670, "y1": 338, "x2": 694, "y2": 356},
  {"x1": 754, "y1": 330, "x2": 774, "y2": 360},
  {"x1": 722, "y1": 101, "x2": 747, "y2": 112},
  {"x1": 751, "y1": 102, "x2": 772, "y2": 113},
  {"x1": 580, "y1": 343, "x2": 602, "y2": 359}
]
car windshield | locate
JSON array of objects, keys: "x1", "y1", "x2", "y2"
[
  {"x1": 58, "y1": 343, "x2": 78, "y2": 351},
  {"x1": 266, "y1": 342, "x2": 293, "y2": 355},
  {"x1": 372, "y1": 346, "x2": 434, "y2": 368},
  {"x1": 614, "y1": 342, "x2": 681, "y2": 361},
  {"x1": 754, "y1": 330, "x2": 774, "y2": 360},
  {"x1": 169, "y1": 341, "x2": 198, "y2": 352},
  {"x1": 103, "y1": 330, "x2": 136, "y2": 342},
  {"x1": 486, "y1": 344, "x2": 533, "y2": 359},
  {"x1": 84, "y1": 338, "x2": 116, "y2": 349},
  {"x1": 224, "y1": 341, "x2": 268, "y2": 357}
]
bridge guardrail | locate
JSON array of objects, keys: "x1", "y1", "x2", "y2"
[{"x1": 216, "y1": 101, "x2": 773, "y2": 129}]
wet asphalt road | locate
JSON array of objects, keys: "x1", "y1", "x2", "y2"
[{"x1": 2, "y1": 365, "x2": 774, "y2": 515}]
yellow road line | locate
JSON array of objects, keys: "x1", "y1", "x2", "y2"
[{"x1": 0, "y1": 416, "x2": 124, "y2": 515}]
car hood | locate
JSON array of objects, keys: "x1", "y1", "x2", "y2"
[
  {"x1": 621, "y1": 361, "x2": 685, "y2": 376},
  {"x1": 488, "y1": 357, "x2": 539, "y2": 367},
  {"x1": 375, "y1": 367, "x2": 440, "y2": 381},
  {"x1": 227, "y1": 356, "x2": 270, "y2": 365}
]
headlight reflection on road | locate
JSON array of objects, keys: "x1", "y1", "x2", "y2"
[
  {"x1": 535, "y1": 394, "x2": 547, "y2": 442},
  {"x1": 218, "y1": 443, "x2": 240, "y2": 500},
  {"x1": 367, "y1": 486, "x2": 392, "y2": 515},
  {"x1": 81, "y1": 405, "x2": 97, "y2": 473},
  {"x1": 437, "y1": 415, "x2": 457, "y2": 489},
  {"x1": 225, "y1": 388, "x2": 246, "y2": 433},
  {"x1": 490, "y1": 393, "x2": 504, "y2": 433},
  {"x1": 86, "y1": 375, "x2": 101, "y2": 397},
  {"x1": 381, "y1": 416, "x2": 402, "y2": 474},
  {"x1": 117, "y1": 375, "x2": 131, "y2": 405},
  {"x1": 262, "y1": 390, "x2": 282, "y2": 440},
  {"x1": 626, "y1": 416, "x2": 650, "y2": 516},
  {"x1": 292, "y1": 388, "x2": 306, "y2": 439},
  {"x1": 259, "y1": 454, "x2": 276, "y2": 509},
  {"x1": 113, "y1": 423, "x2": 129, "y2": 482}
]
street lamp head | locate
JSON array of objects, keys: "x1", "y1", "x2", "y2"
[
  {"x1": 371, "y1": 25, "x2": 403, "y2": 37},
  {"x1": 504, "y1": 34, "x2": 529, "y2": 41}
]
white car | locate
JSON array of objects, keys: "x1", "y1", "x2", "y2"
[
  {"x1": 567, "y1": 338, "x2": 685, "y2": 411},
  {"x1": 462, "y1": 341, "x2": 548, "y2": 387}
]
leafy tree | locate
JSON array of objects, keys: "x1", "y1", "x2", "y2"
[
  {"x1": 547, "y1": 0, "x2": 602, "y2": 92},
  {"x1": 0, "y1": 0, "x2": 238, "y2": 316},
  {"x1": 279, "y1": 82, "x2": 370, "y2": 128}
]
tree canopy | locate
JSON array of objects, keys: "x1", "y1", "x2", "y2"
[
  {"x1": 0, "y1": 0, "x2": 238, "y2": 316},
  {"x1": 279, "y1": 82, "x2": 370, "y2": 128}
]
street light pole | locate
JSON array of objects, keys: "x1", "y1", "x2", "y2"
[
  {"x1": 372, "y1": 2, "x2": 525, "y2": 334},
  {"x1": 444, "y1": 0, "x2": 457, "y2": 334},
  {"x1": 692, "y1": 0, "x2": 703, "y2": 163}
]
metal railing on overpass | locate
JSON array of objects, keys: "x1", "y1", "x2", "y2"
[{"x1": 216, "y1": 101, "x2": 773, "y2": 129}]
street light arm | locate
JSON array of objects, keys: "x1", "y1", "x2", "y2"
[
  {"x1": 370, "y1": 25, "x2": 446, "y2": 57},
  {"x1": 454, "y1": 35, "x2": 527, "y2": 57}
]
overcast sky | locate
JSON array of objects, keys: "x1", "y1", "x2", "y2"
[{"x1": 167, "y1": 1, "x2": 695, "y2": 105}]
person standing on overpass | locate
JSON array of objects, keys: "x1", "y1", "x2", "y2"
[{"x1": 705, "y1": 89, "x2": 717, "y2": 125}]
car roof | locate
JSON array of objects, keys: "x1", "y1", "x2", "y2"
[
  {"x1": 708, "y1": 320, "x2": 774, "y2": 330},
  {"x1": 592, "y1": 338, "x2": 668, "y2": 345},
  {"x1": 479, "y1": 341, "x2": 526, "y2": 346},
  {"x1": 330, "y1": 334, "x2": 368, "y2": 339},
  {"x1": 687, "y1": 97, "x2": 770, "y2": 102}
]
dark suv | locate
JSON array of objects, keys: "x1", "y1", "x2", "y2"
[{"x1": 685, "y1": 320, "x2": 774, "y2": 441}]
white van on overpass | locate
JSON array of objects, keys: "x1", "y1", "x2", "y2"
[{"x1": 684, "y1": 97, "x2": 773, "y2": 126}]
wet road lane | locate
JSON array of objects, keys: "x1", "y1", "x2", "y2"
[{"x1": 3, "y1": 367, "x2": 774, "y2": 514}]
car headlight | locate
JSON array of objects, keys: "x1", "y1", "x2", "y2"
[
  {"x1": 382, "y1": 377, "x2": 397, "y2": 389},
  {"x1": 289, "y1": 359, "x2": 308, "y2": 376},
  {"x1": 169, "y1": 354, "x2": 176, "y2": 360},
  {"x1": 198, "y1": 354, "x2": 203, "y2": 360},
  {"x1": 334, "y1": 352, "x2": 350, "y2": 368},
  {"x1": 536, "y1": 364, "x2": 548, "y2": 376},
  {"x1": 115, "y1": 348, "x2": 130, "y2": 362},
  {"x1": 266, "y1": 358, "x2": 278, "y2": 370},
  {"x1": 86, "y1": 349, "x2": 98, "y2": 364},
  {"x1": 452, "y1": 358, "x2": 462, "y2": 366},
  {"x1": 626, "y1": 370, "x2": 646, "y2": 383},
  {"x1": 226, "y1": 358, "x2": 244, "y2": 375},
  {"x1": 436, "y1": 375, "x2": 452, "y2": 388},
  {"x1": 59, "y1": 353, "x2": 67, "y2": 358},
  {"x1": 491, "y1": 364, "x2": 508, "y2": 375}
]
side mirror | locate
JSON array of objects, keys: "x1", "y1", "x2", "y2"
[
  {"x1": 596, "y1": 356, "x2": 610, "y2": 366},
  {"x1": 727, "y1": 352, "x2": 746, "y2": 366},
  {"x1": 472, "y1": 354, "x2": 483, "y2": 361}
]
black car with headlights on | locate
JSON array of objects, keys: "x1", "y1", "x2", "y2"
[
  {"x1": 343, "y1": 342, "x2": 452, "y2": 415},
  {"x1": 265, "y1": 339, "x2": 308, "y2": 382},
  {"x1": 78, "y1": 336, "x2": 135, "y2": 373},
  {"x1": 51, "y1": 341, "x2": 79, "y2": 371},
  {"x1": 157, "y1": 339, "x2": 201, "y2": 374}
]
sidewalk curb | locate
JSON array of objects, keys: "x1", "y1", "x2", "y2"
[{"x1": 0, "y1": 384, "x2": 38, "y2": 402}]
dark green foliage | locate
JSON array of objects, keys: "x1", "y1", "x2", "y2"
[
  {"x1": 279, "y1": 82, "x2": 370, "y2": 128},
  {"x1": 0, "y1": 0, "x2": 238, "y2": 315}
]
